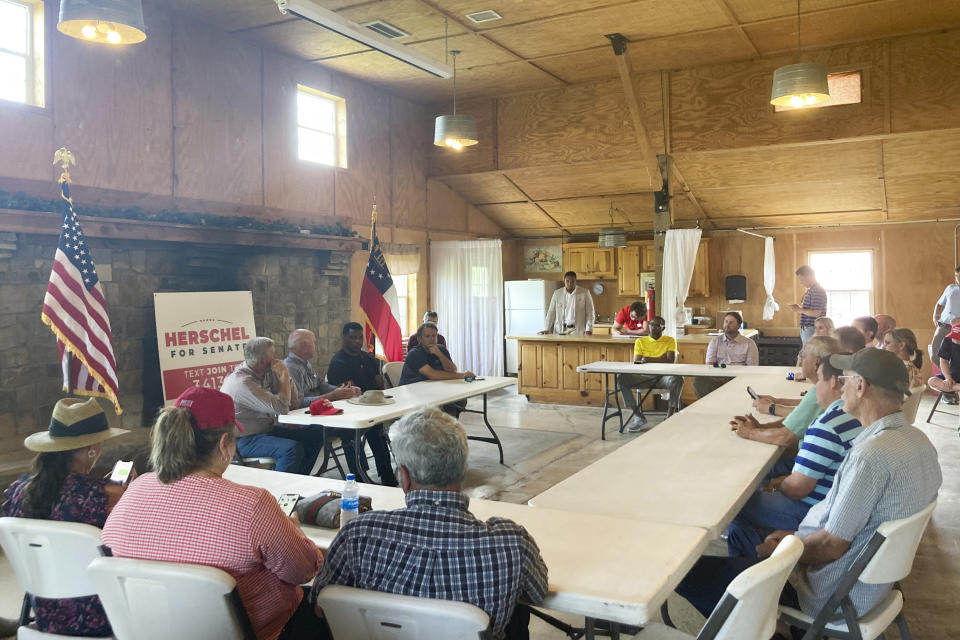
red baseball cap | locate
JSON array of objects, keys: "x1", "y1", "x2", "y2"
[
  {"x1": 309, "y1": 397, "x2": 343, "y2": 416},
  {"x1": 175, "y1": 386, "x2": 244, "y2": 432}
]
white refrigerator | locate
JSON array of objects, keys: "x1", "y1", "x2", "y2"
[{"x1": 504, "y1": 279, "x2": 562, "y2": 374}]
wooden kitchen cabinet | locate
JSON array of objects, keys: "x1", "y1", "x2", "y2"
[
  {"x1": 640, "y1": 243, "x2": 655, "y2": 271},
  {"x1": 617, "y1": 245, "x2": 642, "y2": 296},
  {"x1": 563, "y1": 244, "x2": 615, "y2": 279},
  {"x1": 688, "y1": 239, "x2": 710, "y2": 297}
]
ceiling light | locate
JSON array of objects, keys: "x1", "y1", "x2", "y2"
[
  {"x1": 598, "y1": 203, "x2": 627, "y2": 248},
  {"x1": 465, "y1": 10, "x2": 502, "y2": 24},
  {"x1": 276, "y1": 0, "x2": 452, "y2": 78},
  {"x1": 770, "y1": 0, "x2": 829, "y2": 108},
  {"x1": 434, "y1": 51, "x2": 478, "y2": 150},
  {"x1": 58, "y1": 0, "x2": 146, "y2": 45}
]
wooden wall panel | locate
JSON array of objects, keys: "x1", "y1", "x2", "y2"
[
  {"x1": 172, "y1": 18, "x2": 263, "y2": 206},
  {"x1": 476, "y1": 203, "x2": 557, "y2": 231},
  {"x1": 506, "y1": 159, "x2": 657, "y2": 200},
  {"x1": 696, "y1": 178, "x2": 884, "y2": 216},
  {"x1": 426, "y1": 179, "x2": 468, "y2": 231},
  {"x1": 262, "y1": 52, "x2": 336, "y2": 224},
  {"x1": 439, "y1": 173, "x2": 525, "y2": 205},
  {"x1": 51, "y1": 4, "x2": 172, "y2": 195},
  {"x1": 332, "y1": 75, "x2": 392, "y2": 223},
  {"x1": 497, "y1": 75, "x2": 664, "y2": 170},
  {"x1": 669, "y1": 41, "x2": 888, "y2": 152},
  {"x1": 427, "y1": 98, "x2": 498, "y2": 177},
  {"x1": 0, "y1": 104, "x2": 52, "y2": 182},
  {"x1": 390, "y1": 98, "x2": 428, "y2": 228},
  {"x1": 890, "y1": 30, "x2": 960, "y2": 133}
]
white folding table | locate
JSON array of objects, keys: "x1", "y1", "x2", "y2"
[
  {"x1": 277, "y1": 377, "x2": 515, "y2": 482},
  {"x1": 224, "y1": 465, "x2": 710, "y2": 630},
  {"x1": 575, "y1": 361, "x2": 796, "y2": 438}
]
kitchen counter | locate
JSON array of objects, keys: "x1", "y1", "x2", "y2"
[{"x1": 510, "y1": 330, "x2": 759, "y2": 406}]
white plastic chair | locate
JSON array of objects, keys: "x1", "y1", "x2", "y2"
[
  {"x1": 316, "y1": 584, "x2": 490, "y2": 640},
  {"x1": 634, "y1": 535, "x2": 804, "y2": 640},
  {"x1": 0, "y1": 517, "x2": 112, "y2": 640},
  {"x1": 87, "y1": 556, "x2": 256, "y2": 640},
  {"x1": 382, "y1": 362, "x2": 404, "y2": 388},
  {"x1": 778, "y1": 500, "x2": 937, "y2": 640},
  {"x1": 900, "y1": 385, "x2": 926, "y2": 425}
]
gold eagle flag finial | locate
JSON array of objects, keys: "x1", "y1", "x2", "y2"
[{"x1": 53, "y1": 147, "x2": 76, "y2": 182}]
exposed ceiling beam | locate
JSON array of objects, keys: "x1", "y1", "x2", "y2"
[
  {"x1": 498, "y1": 174, "x2": 568, "y2": 234},
  {"x1": 711, "y1": 0, "x2": 760, "y2": 57}
]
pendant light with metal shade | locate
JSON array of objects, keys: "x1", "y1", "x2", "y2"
[
  {"x1": 598, "y1": 202, "x2": 627, "y2": 249},
  {"x1": 770, "y1": 0, "x2": 828, "y2": 108},
  {"x1": 434, "y1": 50, "x2": 478, "y2": 150},
  {"x1": 58, "y1": 0, "x2": 147, "y2": 45}
]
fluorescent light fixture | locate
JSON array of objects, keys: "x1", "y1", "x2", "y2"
[{"x1": 276, "y1": 0, "x2": 452, "y2": 78}]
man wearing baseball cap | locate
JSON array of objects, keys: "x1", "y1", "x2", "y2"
[
  {"x1": 928, "y1": 321, "x2": 960, "y2": 405},
  {"x1": 674, "y1": 349, "x2": 941, "y2": 629}
]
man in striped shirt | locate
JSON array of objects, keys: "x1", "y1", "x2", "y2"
[
  {"x1": 726, "y1": 358, "x2": 862, "y2": 557},
  {"x1": 313, "y1": 407, "x2": 548, "y2": 640},
  {"x1": 789, "y1": 265, "x2": 827, "y2": 346}
]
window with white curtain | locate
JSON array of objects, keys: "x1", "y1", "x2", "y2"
[{"x1": 392, "y1": 274, "x2": 417, "y2": 336}]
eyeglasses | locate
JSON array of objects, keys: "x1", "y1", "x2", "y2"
[{"x1": 838, "y1": 375, "x2": 862, "y2": 384}]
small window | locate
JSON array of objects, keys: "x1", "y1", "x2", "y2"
[
  {"x1": 775, "y1": 71, "x2": 861, "y2": 112},
  {"x1": 393, "y1": 274, "x2": 417, "y2": 336},
  {"x1": 471, "y1": 266, "x2": 489, "y2": 298},
  {"x1": 808, "y1": 250, "x2": 872, "y2": 327},
  {"x1": 297, "y1": 85, "x2": 346, "y2": 167},
  {"x1": 0, "y1": 0, "x2": 44, "y2": 106}
]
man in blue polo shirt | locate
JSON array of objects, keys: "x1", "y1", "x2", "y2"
[{"x1": 726, "y1": 358, "x2": 862, "y2": 557}]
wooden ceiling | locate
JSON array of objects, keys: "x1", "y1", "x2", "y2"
[
  {"x1": 162, "y1": 1, "x2": 960, "y2": 236},
  {"x1": 164, "y1": 0, "x2": 959, "y2": 103}
]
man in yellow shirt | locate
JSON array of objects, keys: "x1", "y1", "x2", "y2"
[{"x1": 620, "y1": 316, "x2": 684, "y2": 432}]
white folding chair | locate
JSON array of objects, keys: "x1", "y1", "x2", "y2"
[
  {"x1": 636, "y1": 535, "x2": 803, "y2": 640},
  {"x1": 778, "y1": 500, "x2": 937, "y2": 640},
  {"x1": 316, "y1": 584, "x2": 490, "y2": 640},
  {"x1": 383, "y1": 362, "x2": 404, "y2": 388},
  {"x1": 0, "y1": 517, "x2": 112, "y2": 640},
  {"x1": 87, "y1": 556, "x2": 256, "y2": 640},
  {"x1": 900, "y1": 385, "x2": 926, "y2": 425}
]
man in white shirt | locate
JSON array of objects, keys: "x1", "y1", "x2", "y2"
[
  {"x1": 693, "y1": 312, "x2": 759, "y2": 398},
  {"x1": 932, "y1": 266, "x2": 960, "y2": 362},
  {"x1": 539, "y1": 271, "x2": 596, "y2": 335}
]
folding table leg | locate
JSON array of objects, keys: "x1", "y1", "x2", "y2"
[
  {"x1": 462, "y1": 393, "x2": 505, "y2": 464},
  {"x1": 601, "y1": 373, "x2": 624, "y2": 440},
  {"x1": 353, "y1": 430, "x2": 373, "y2": 484}
]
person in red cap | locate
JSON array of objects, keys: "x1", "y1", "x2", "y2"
[
  {"x1": 103, "y1": 387, "x2": 325, "y2": 640},
  {"x1": 927, "y1": 321, "x2": 960, "y2": 404}
]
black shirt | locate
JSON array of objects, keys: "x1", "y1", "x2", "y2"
[
  {"x1": 399, "y1": 345, "x2": 452, "y2": 385},
  {"x1": 937, "y1": 339, "x2": 960, "y2": 381},
  {"x1": 326, "y1": 349, "x2": 382, "y2": 391}
]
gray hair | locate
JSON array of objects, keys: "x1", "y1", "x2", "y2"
[
  {"x1": 244, "y1": 337, "x2": 274, "y2": 367},
  {"x1": 423, "y1": 311, "x2": 438, "y2": 323},
  {"x1": 390, "y1": 407, "x2": 468, "y2": 487},
  {"x1": 287, "y1": 329, "x2": 314, "y2": 351},
  {"x1": 416, "y1": 322, "x2": 438, "y2": 339}
]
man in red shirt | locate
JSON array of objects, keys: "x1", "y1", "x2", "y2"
[{"x1": 612, "y1": 300, "x2": 648, "y2": 337}]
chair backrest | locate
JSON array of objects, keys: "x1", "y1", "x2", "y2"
[
  {"x1": 900, "y1": 385, "x2": 926, "y2": 424},
  {"x1": 87, "y1": 556, "x2": 255, "y2": 640},
  {"x1": 383, "y1": 362, "x2": 404, "y2": 388},
  {"x1": 0, "y1": 517, "x2": 104, "y2": 599},
  {"x1": 316, "y1": 585, "x2": 490, "y2": 640},
  {"x1": 700, "y1": 535, "x2": 804, "y2": 640},
  {"x1": 858, "y1": 499, "x2": 937, "y2": 584}
]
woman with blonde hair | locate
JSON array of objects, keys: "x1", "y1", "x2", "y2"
[
  {"x1": 813, "y1": 316, "x2": 835, "y2": 337},
  {"x1": 883, "y1": 327, "x2": 924, "y2": 388},
  {"x1": 103, "y1": 387, "x2": 324, "y2": 640}
]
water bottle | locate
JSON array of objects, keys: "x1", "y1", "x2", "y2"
[{"x1": 340, "y1": 473, "x2": 359, "y2": 528}]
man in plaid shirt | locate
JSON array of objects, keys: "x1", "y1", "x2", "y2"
[{"x1": 312, "y1": 407, "x2": 548, "y2": 639}]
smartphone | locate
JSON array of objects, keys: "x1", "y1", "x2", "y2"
[
  {"x1": 278, "y1": 493, "x2": 301, "y2": 517},
  {"x1": 109, "y1": 460, "x2": 134, "y2": 485},
  {"x1": 746, "y1": 386, "x2": 758, "y2": 400}
]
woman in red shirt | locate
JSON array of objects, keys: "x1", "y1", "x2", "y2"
[{"x1": 102, "y1": 387, "x2": 323, "y2": 640}]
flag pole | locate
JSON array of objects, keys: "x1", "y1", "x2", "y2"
[{"x1": 54, "y1": 148, "x2": 77, "y2": 395}]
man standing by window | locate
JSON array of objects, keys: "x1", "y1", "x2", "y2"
[
  {"x1": 789, "y1": 265, "x2": 827, "y2": 346},
  {"x1": 932, "y1": 266, "x2": 960, "y2": 365}
]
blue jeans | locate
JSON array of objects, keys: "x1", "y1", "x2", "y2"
[
  {"x1": 236, "y1": 425, "x2": 326, "y2": 475},
  {"x1": 675, "y1": 555, "x2": 801, "y2": 618},
  {"x1": 800, "y1": 325, "x2": 815, "y2": 346},
  {"x1": 726, "y1": 488, "x2": 811, "y2": 558}
]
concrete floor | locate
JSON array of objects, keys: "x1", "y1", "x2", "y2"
[{"x1": 0, "y1": 387, "x2": 956, "y2": 638}]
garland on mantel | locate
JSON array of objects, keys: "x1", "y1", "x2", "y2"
[{"x1": 0, "y1": 189, "x2": 357, "y2": 238}]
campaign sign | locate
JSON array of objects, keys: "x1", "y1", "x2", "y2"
[{"x1": 154, "y1": 291, "x2": 256, "y2": 404}]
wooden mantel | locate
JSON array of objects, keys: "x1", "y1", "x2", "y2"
[{"x1": 0, "y1": 208, "x2": 367, "y2": 252}]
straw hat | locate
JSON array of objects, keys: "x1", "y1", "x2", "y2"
[
  {"x1": 24, "y1": 398, "x2": 129, "y2": 453},
  {"x1": 347, "y1": 389, "x2": 395, "y2": 406}
]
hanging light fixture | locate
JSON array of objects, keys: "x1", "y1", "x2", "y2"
[
  {"x1": 598, "y1": 203, "x2": 627, "y2": 249},
  {"x1": 434, "y1": 50, "x2": 478, "y2": 150},
  {"x1": 770, "y1": 0, "x2": 828, "y2": 108},
  {"x1": 58, "y1": 0, "x2": 147, "y2": 45}
]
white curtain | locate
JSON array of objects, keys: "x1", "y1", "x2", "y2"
[
  {"x1": 762, "y1": 236, "x2": 780, "y2": 320},
  {"x1": 662, "y1": 229, "x2": 703, "y2": 338},
  {"x1": 430, "y1": 239, "x2": 504, "y2": 376},
  {"x1": 382, "y1": 243, "x2": 421, "y2": 276}
]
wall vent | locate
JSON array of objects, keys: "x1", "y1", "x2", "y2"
[
  {"x1": 361, "y1": 20, "x2": 409, "y2": 39},
  {"x1": 465, "y1": 10, "x2": 502, "y2": 23}
]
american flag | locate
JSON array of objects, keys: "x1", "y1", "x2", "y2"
[
  {"x1": 40, "y1": 177, "x2": 122, "y2": 414},
  {"x1": 359, "y1": 207, "x2": 403, "y2": 362}
]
